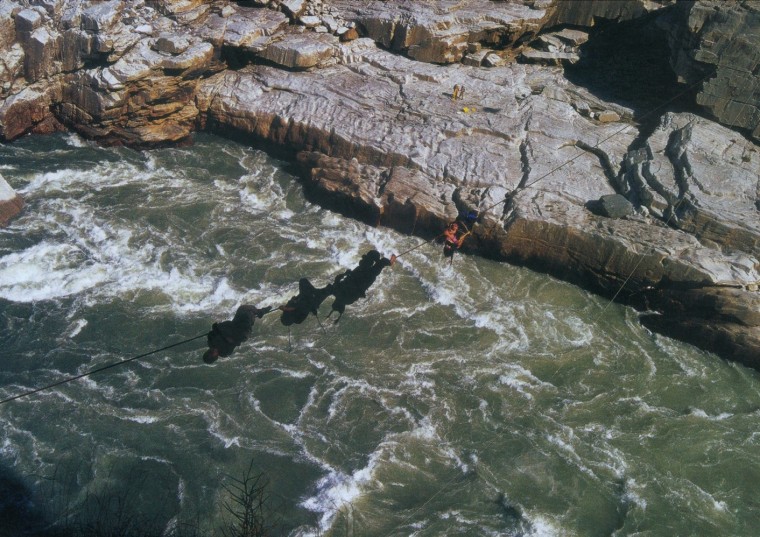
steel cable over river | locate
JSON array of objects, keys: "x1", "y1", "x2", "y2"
[{"x1": 1, "y1": 133, "x2": 759, "y2": 536}]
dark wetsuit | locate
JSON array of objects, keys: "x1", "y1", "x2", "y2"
[
  {"x1": 280, "y1": 278, "x2": 333, "y2": 326},
  {"x1": 206, "y1": 305, "x2": 270, "y2": 360},
  {"x1": 330, "y1": 250, "x2": 392, "y2": 321}
]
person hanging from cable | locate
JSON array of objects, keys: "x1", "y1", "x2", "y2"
[
  {"x1": 440, "y1": 210, "x2": 477, "y2": 264},
  {"x1": 203, "y1": 304, "x2": 273, "y2": 363},
  {"x1": 328, "y1": 249, "x2": 397, "y2": 322},
  {"x1": 279, "y1": 278, "x2": 334, "y2": 346}
]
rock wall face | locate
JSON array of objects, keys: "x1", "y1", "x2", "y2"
[
  {"x1": 0, "y1": 0, "x2": 758, "y2": 365},
  {"x1": 329, "y1": 0, "x2": 546, "y2": 64},
  {"x1": 544, "y1": 0, "x2": 675, "y2": 27},
  {"x1": 1, "y1": 0, "x2": 225, "y2": 145},
  {"x1": 661, "y1": 0, "x2": 760, "y2": 141}
]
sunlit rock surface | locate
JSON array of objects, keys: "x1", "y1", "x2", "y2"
[
  {"x1": 0, "y1": 0, "x2": 758, "y2": 364},
  {"x1": 661, "y1": 0, "x2": 760, "y2": 141}
]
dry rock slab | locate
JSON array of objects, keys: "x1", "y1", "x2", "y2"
[{"x1": 260, "y1": 33, "x2": 337, "y2": 70}]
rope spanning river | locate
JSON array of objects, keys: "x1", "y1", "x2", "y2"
[{"x1": 1, "y1": 133, "x2": 759, "y2": 536}]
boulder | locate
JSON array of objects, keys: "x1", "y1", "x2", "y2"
[
  {"x1": 81, "y1": 0, "x2": 122, "y2": 33},
  {"x1": 631, "y1": 112, "x2": 760, "y2": 257},
  {"x1": 0, "y1": 83, "x2": 63, "y2": 140},
  {"x1": 14, "y1": 8, "x2": 43, "y2": 36},
  {"x1": 339, "y1": 27, "x2": 359, "y2": 42},
  {"x1": 597, "y1": 110, "x2": 620, "y2": 123},
  {"x1": 299, "y1": 15, "x2": 322, "y2": 28},
  {"x1": 554, "y1": 28, "x2": 589, "y2": 47},
  {"x1": 148, "y1": 0, "x2": 210, "y2": 23},
  {"x1": 56, "y1": 34, "x2": 218, "y2": 145},
  {"x1": 60, "y1": 28, "x2": 93, "y2": 72},
  {"x1": 24, "y1": 27, "x2": 59, "y2": 82},
  {"x1": 153, "y1": 34, "x2": 190, "y2": 55},
  {"x1": 462, "y1": 48, "x2": 490, "y2": 67},
  {"x1": 281, "y1": 0, "x2": 307, "y2": 19},
  {"x1": 0, "y1": 173, "x2": 23, "y2": 226},
  {"x1": 0, "y1": 44, "x2": 24, "y2": 97},
  {"x1": 259, "y1": 33, "x2": 336, "y2": 70},
  {"x1": 586, "y1": 194, "x2": 634, "y2": 218},
  {"x1": 0, "y1": 3, "x2": 21, "y2": 50}
]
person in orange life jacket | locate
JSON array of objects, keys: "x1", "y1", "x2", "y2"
[{"x1": 442, "y1": 221, "x2": 468, "y2": 260}]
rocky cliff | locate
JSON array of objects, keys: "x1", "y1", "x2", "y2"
[{"x1": 0, "y1": 0, "x2": 758, "y2": 366}]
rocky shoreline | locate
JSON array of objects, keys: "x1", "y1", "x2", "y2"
[{"x1": 1, "y1": 0, "x2": 758, "y2": 366}]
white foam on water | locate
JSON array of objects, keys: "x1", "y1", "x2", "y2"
[
  {"x1": 1, "y1": 160, "x2": 251, "y2": 309},
  {"x1": 124, "y1": 415, "x2": 160, "y2": 424},
  {"x1": 64, "y1": 132, "x2": 89, "y2": 147},
  {"x1": 407, "y1": 415, "x2": 443, "y2": 442},
  {"x1": 64, "y1": 319, "x2": 88, "y2": 339},
  {"x1": 669, "y1": 478, "x2": 734, "y2": 519},
  {"x1": 7, "y1": 136, "x2": 758, "y2": 537},
  {"x1": 139, "y1": 454, "x2": 172, "y2": 465},
  {"x1": 0, "y1": 242, "x2": 109, "y2": 301},
  {"x1": 622, "y1": 478, "x2": 648, "y2": 510},
  {"x1": 324, "y1": 238, "x2": 364, "y2": 269},
  {"x1": 656, "y1": 336, "x2": 710, "y2": 378},
  {"x1": 498, "y1": 370, "x2": 537, "y2": 400},
  {"x1": 688, "y1": 408, "x2": 734, "y2": 421},
  {"x1": 238, "y1": 167, "x2": 289, "y2": 215},
  {"x1": 299, "y1": 413, "x2": 463, "y2": 533},
  {"x1": 618, "y1": 396, "x2": 678, "y2": 419},
  {"x1": 177, "y1": 477, "x2": 187, "y2": 505},
  {"x1": 19, "y1": 161, "x2": 144, "y2": 196},
  {"x1": 0, "y1": 437, "x2": 14, "y2": 457},
  {"x1": 300, "y1": 448, "x2": 383, "y2": 533},
  {"x1": 544, "y1": 428, "x2": 601, "y2": 481},
  {"x1": 525, "y1": 515, "x2": 566, "y2": 537},
  {"x1": 324, "y1": 377, "x2": 400, "y2": 421},
  {"x1": 580, "y1": 426, "x2": 628, "y2": 479},
  {"x1": 80, "y1": 376, "x2": 116, "y2": 399},
  {"x1": 2, "y1": 186, "x2": 246, "y2": 307},
  {"x1": 206, "y1": 416, "x2": 241, "y2": 449}
]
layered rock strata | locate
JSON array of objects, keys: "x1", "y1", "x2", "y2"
[
  {"x1": 0, "y1": 0, "x2": 758, "y2": 365},
  {"x1": 661, "y1": 0, "x2": 760, "y2": 141}
]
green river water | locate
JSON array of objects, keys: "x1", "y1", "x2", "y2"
[{"x1": 0, "y1": 133, "x2": 758, "y2": 536}]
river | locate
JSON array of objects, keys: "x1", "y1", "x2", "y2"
[{"x1": 1, "y1": 133, "x2": 758, "y2": 536}]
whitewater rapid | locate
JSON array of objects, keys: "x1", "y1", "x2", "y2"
[{"x1": 0, "y1": 133, "x2": 758, "y2": 536}]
